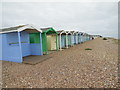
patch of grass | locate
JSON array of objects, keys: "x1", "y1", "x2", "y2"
[
  {"x1": 103, "y1": 38, "x2": 107, "y2": 40},
  {"x1": 112, "y1": 39, "x2": 120, "y2": 44},
  {"x1": 85, "y1": 48, "x2": 92, "y2": 50}
]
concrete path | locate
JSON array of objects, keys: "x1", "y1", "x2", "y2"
[{"x1": 23, "y1": 55, "x2": 52, "y2": 65}]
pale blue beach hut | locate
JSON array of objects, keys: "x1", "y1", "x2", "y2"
[{"x1": 0, "y1": 24, "x2": 43, "y2": 63}]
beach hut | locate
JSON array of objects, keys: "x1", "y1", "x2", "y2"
[
  {"x1": 66, "y1": 31, "x2": 72, "y2": 47},
  {"x1": 85, "y1": 33, "x2": 89, "y2": 42},
  {"x1": 0, "y1": 24, "x2": 43, "y2": 63},
  {"x1": 73, "y1": 31, "x2": 79, "y2": 44},
  {"x1": 78, "y1": 32, "x2": 83, "y2": 44},
  {"x1": 88, "y1": 34, "x2": 92, "y2": 41},
  {"x1": 82, "y1": 33, "x2": 86, "y2": 43},
  {"x1": 70, "y1": 31, "x2": 76, "y2": 46},
  {"x1": 86, "y1": 34, "x2": 92, "y2": 41},
  {"x1": 58, "y1": 30, "x2": 73, "y2": 50},
  {"x1": 57, "y1": 30, "x2": 67, "y2": 50},
  {"x1": 41, "y1": 27, "x2": 58, "y2": 54}
]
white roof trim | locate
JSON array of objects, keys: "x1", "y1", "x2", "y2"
[
  {"x1": 18, "y1": 24, "x2": 42, "y2": 32},
  {"x1": 0, "y1": 30, "x2": 18, "y2": 34},
  {"x1": 0, "y1": 24, "x2": 42, "y2": 34},
  {"x1": 60, "y1": 30, "x2": 67, "y2": 34},
  {"x1": 66, "y1": 31, "x2": 72, "y2": 34}
]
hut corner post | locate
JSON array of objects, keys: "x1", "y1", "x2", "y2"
[
  {"x1": 18, "y1": 32, "x2": 23, "y2": 63},
  {"x1": 40, "y1": 33, "x2": 43, "y2": 55}
]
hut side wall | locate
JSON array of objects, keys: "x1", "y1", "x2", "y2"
[
  {"x1": 68, "y1": 35, "x2": 71, "y2": 46},
  {"x1": 62, "y1": 35, "x2": 66, "y2": 48},
  {"x1": 78, "y1": 34, "x2": 81, "y2": 43},
  {"x1": 58, "y1": 35, "x2": 66, "y2": 49},
  {"x1": 76, "y1": 35, "x2": 78, "y2": 44},
  {"x1": 1, "y1": 33, "x2": 22, "y2": 63},
  {"x1": 74, "y1": 34, "x2": 78, "y2": 44},
  {"x1": 21, "y1": 31, "x2": 31, "y2": 57},
  {"x1": 71, "y1": 35, "x2": 74, "y2": 45},
  {"x1": 42, "y1": 33, "x2": 47, "y2": 53},
  {"x1": 30, "y1": 43, "x2": 42, "y2": 55},
  {"x1": 29, "y1": 33, "x2": 43, "y2": 55}
]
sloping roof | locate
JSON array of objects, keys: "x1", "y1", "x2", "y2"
[
  {"x1": 40, "y1": 27, "x2": 52, "y2": 31},
  {"x1": 0, "y1": 24, "x2": 42, "y2": 34},
  {"x1": 40, "y1": 27, "x2": 58, "y2": 34},
  {"x1": 57, "y1": 30, "x2": 67, "y2": 34},
  {"x1": 69, "y1": 31, "x2": 79, "y2": 34}
]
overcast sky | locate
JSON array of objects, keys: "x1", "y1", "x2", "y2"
[{"x1": 1, "y1": 2, "x2": 118, "y2": 38}]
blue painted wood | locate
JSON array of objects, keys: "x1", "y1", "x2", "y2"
[
  {"x1": 78, "y1": 34, "x2": 82, "y2": 43},
  {"x1": 30, "y1": 43, "x2": 42, "y2": 55},
  {"x1": 74, "y1": 34, "x2": 78, "y2": 44},
  {"x1": 20, "y1": 31, "x2": 43, "y2": 56},
  {"x1": 61, "y1": 35, "x2": 66, "y2": 48},
  {"x1": 58, "y1": 35, "x2": 66, "y2": 49},
  {"x1": 1, "y1": 33, "x2": 22, "y2": 63},
  {"x1": 0, "y1": 31, "x2": 43, "y2": 63},
  {"x1": 20, "y1": 31, "x2": 31, "y2": 57},
  {"x1": 74, "y1": 34, "x2": 76, "y2": 44},
  {"x1": 76, "y1": 35, "x2": 78, "y2": 44},
  {"x1": 71, "y1": 35, "x2": 74, "y2": 45},
  {"x1": 0, "y1": 34, "x2": 2, "y2": 60}
]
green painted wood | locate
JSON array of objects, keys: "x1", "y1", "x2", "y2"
[
  {"x1": 29, "y1": 28, "x2": 58, "y2": 54},
  {"x1": 30, "y1": 33, "x2": 40, "y2": 43},
  {"x1": 42, "y1": 28, "x2": 58, "y2": 54},
  {"x1": 42, "y1": 33, "x2": 48, "y2": 54}
]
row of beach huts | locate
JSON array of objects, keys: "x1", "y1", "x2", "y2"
[{"x1": 0, "y1": 24, "x2": 101, "y2": 63}]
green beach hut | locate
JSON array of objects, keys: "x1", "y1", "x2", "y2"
[{"x1": 41, "y1": 27, "x2": 58, "y2": 54}]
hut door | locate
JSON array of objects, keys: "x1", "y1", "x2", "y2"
[{"x1": 51, "y1": 35, "x2": 56, "y2": 50}]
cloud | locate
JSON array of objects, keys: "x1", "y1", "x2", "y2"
[{"x1": 1, "y1": 2, "x2": 118, "y2": 38}]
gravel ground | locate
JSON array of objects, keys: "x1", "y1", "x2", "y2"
[{"x1": 2, "y1": 38, "x2": 119, "y2": 88}]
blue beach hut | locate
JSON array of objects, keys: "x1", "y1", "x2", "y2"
[
  {"x1": 0, "y1": 24, "x2": 43, "y2": 63},
  {"x1": 82, "y1": 33, "x2": 87, "y2": 42},
  {"x1": 73, "y1": 31, "x2": 79, "y2": 44},
  {"x1": 78, "y1": 32, "x2": 83, "y2": 44},
  {"x1": 67, "y1": 31, "x2": 72, "y2": 47},
  {"x1": 58, "y1": 30, "x2": 68, "y2": 50}
]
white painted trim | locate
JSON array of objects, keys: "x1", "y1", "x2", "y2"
[
  {"x1": 59, "y1": 30, "x2": 67, "y2": 50},
  {"x1": 0, "y1": 30, "x2": 18, "y2": 34},
  {"x1": 18, "y1": 24, "x2": 42, "y2": 32},
  {"x1": 0, "y1": 24, "x2": 42, "y2": 34}
]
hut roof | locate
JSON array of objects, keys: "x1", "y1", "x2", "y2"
[
  {"x1": 40, "y1": 27, "x2": 58, "y2": 34},
  {"x1": 57, "y1": 30, "x2": 67, "y2": 34},
  {"x1": 0, "y1": 24, "x2": 42, "y2": 34}
]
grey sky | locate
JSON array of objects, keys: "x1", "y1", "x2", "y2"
[{"x1": 1, "y1": 2, "x2": 118, "y2": 38}]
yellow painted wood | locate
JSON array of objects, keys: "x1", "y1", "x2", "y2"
[{"x1": 47, "y1": 35, "x2": 56, "y2": 50}]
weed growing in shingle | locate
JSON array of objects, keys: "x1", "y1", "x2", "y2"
[
  {"x1": 103, "y1": 38, "x2": 107, "y2": 40},
  {"x1": 85, "y1": 48, "x2": 92, "y2": 50}
]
